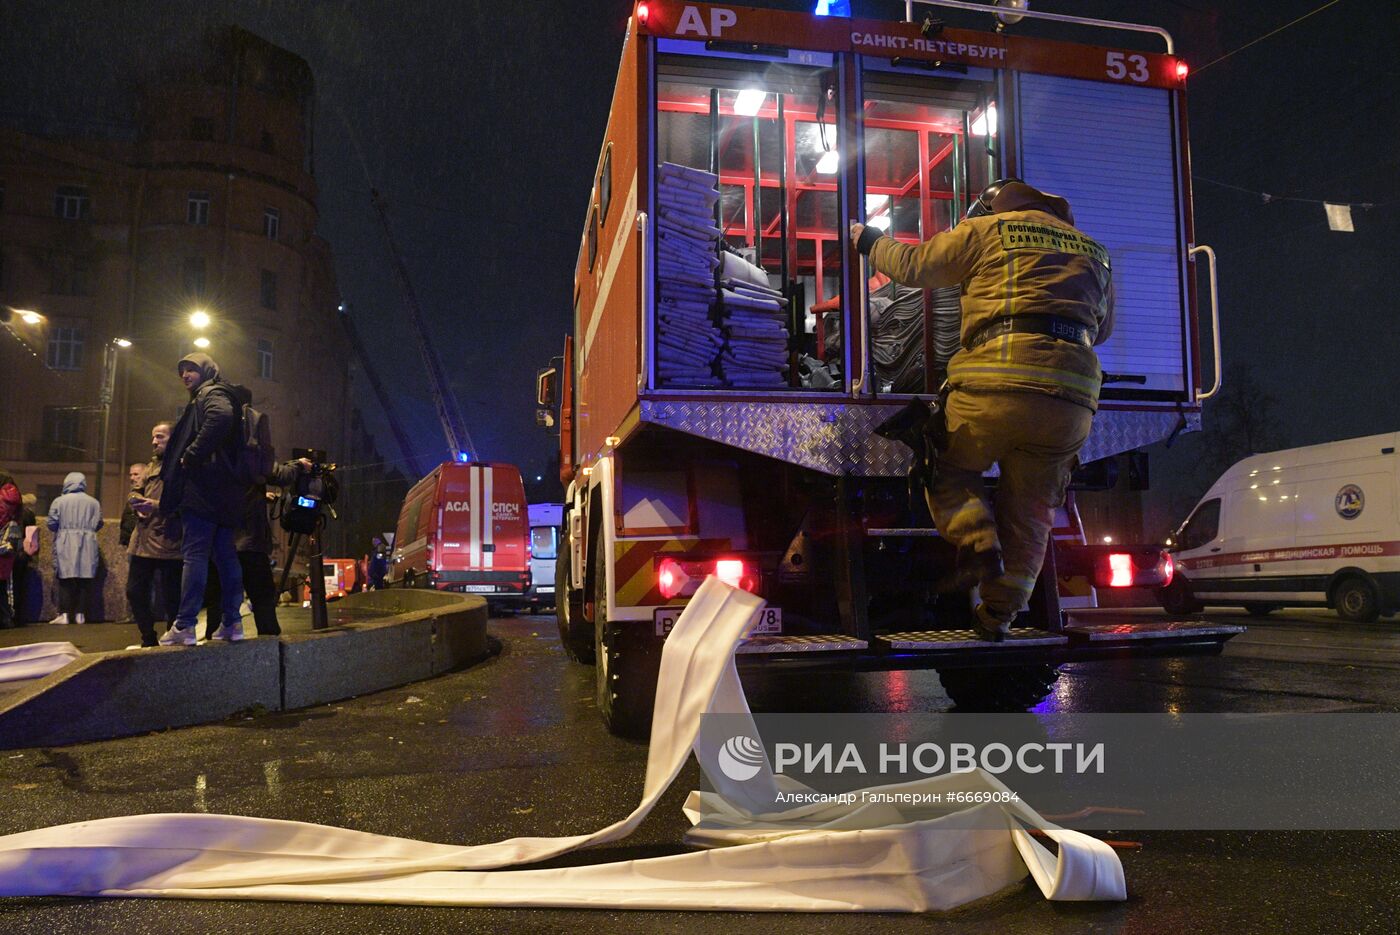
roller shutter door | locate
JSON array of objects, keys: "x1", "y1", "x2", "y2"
[{"x1": 1016, "y1": 73, "x2": 1188, "y2": 395}]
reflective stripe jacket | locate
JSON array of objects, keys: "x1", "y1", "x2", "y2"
[{"x1": 868, "y1": 209, "x2": 1114, "y2": 411}]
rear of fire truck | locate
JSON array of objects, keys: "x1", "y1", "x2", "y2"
[{"x1": 538, "y1": 1, "x2": 1241, "y2": 738}]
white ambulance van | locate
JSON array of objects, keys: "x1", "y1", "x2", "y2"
[
  {"x1": 1161, "y1": 433, "x2": 1400, "y2": 621},
  {"x1": 526, "y1": 502, "x2": 563, "y2": 612}
]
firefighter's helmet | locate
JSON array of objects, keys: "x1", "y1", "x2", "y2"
[
  {"x1": 965, "y1": 178, "x2": 1074, "y2": 223},
  {"x1": 966, "y1": 178, "x2": 1023, "y2": 219}
]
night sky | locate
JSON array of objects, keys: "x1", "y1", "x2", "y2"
[{"x1": 3, "y1": 1, "x2": 1396, "y2": 512}]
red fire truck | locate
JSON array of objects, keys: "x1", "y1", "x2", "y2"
[{"x1": 536, "y1": 1, "x2": 1240, "y2": 737}]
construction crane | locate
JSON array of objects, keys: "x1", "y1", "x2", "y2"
[
  {"x1": 339, "y1": 307, "x2": 430, "y2": 478},
  {"x1": 369, "y1": 187, "x2": 478, "y2": 464}
]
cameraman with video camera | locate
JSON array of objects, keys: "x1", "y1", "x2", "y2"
[{"x1": 203, "y1": 454, "x2": 314, "y2": 638}]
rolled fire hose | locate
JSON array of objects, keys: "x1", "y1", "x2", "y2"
[{"x1": 0, "y1": 580, "x2": 1124, "y2": 910}]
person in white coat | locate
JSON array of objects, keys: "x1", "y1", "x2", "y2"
[{"x1": 46, "y1": 471, "x2": 103, "y2": 624}]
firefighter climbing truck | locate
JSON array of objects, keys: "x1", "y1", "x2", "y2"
[{"x1": 537, "y1": 1, "x2": 1239, "y2": 738}]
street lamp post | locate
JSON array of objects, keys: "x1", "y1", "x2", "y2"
[{"x1": 94, "y1": 337, "x2": 131, "y2": 506}]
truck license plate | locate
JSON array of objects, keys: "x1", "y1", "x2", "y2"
[
  {"x1": 536, "y1": 586, "x2": 555, "y2": 594},
  {"x1": 462, "y1": 585, "x2": 496, "y2": 593},
  {"x1": 655, "y1": 606, "x2": 781, "y2": 637}
]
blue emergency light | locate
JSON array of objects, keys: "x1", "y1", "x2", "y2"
[{"x1": 457, "y1": 452, "x2": 471, "y2": 463}]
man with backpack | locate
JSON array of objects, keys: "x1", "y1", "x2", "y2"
[{"x1": 158, "y1": 353, "x2": 247, "y2": 645}]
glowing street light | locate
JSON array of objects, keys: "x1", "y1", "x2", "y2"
[
  {"x1": 95, "y1": 337, "x2": 134, "y2": 503},
  {"x1": 19, "y1": 310, "x2": 43, "y2": 325},
  {"x1": 190, "y1": 309, "x2": 211, "y2": 329},
  {"x1": 193, "y1": 336, "x2": 211, "y2": 349}
]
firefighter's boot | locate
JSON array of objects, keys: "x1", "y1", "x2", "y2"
[
  {"x1": 971, "y1": 600, "x2": 1009, "y2": 642},
  {"x1": 938, "y1": 543, "x2": 1005, "y2": 593}
]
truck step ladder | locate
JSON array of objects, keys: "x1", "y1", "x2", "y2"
[
  {"x1": 878, "y1": 629, "x2": 1070, "y2": 650},
  {"x1": 737, "y1": 634, "x2": 868, "y2": 654}
]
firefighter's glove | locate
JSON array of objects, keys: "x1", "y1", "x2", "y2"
[{"x1": 850, "y1": 222, "x2": 883, "y2": 256}]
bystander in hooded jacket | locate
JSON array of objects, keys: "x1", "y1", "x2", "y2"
[
  {"x1": 160, "y1": 353, "x2": 246, "y2": 526},
  {"x1": 0, "y1": 470, "x2": 21, "y2": 582},
  {"x1": 129, "y1": 453, "x2": 182, "y2": 562},
  {"x1": 46, "y1": 472, "x2": 103, "y2": 579}
]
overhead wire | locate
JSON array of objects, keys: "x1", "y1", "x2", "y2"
[{"x1": 1194, "y1": 0, "x2": 1349, "y2": 74}]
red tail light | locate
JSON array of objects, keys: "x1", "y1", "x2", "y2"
[
  {"x1": 657, "y1": 557, "x2": 686, "y2": 599},
  {"x1": 715, "y1": 559, "x2": 745, "y2": 588},
  {"x1": 655, "y1": 557, "x2": 760, "y2": 600},
  {"x1": 637, "y1": 2, "x2": 650, "y2": 25},
  {"x1": 1089, "y1": 548, "x2": 1173, "y2": 589},
  {"x1": 1175, "y1": 60, "x2": 1189, "y2": 80},
  {"x1": 1107, "y1": 553, "x2": 1134, "y2": 588}
]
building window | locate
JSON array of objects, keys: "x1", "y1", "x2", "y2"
[
  {"x1": 263, "y1": 207, "x2": 280, "y2": 240},
  {"x1": 42, "y1": 407, "x2": 83, "y2": 453},
  {"x1": 190, "y1": 117, "x2": 214, "y2": 141},
  {"x1": 260, "y1": 269, "x2": 277, "y2": 310},
  {"x1": 257, "y1": 339, "x2": 274, "y2": 379},
  {"x1": 53, "y1": 185, "x2": 90, "y2": 220},
  {"x1": 598, "y1": 143, "x2": 613, "y2": 223},
  {"x1": 587, "y1": 206, "x2": 598, "y2": 271},
  {"x1": 49, "y1": 254, "x2": 92, "y2": 296},
  {"x1": 187, "y1": 191, "x2": 210, "y2": 225},
  {"x1": 259, "y1": 130, "x2": 275, "y2": 154},
  {"x1": 46, "y1": 325, "x2": 84, "y2": 371},
  {"x1": 183, "y1": 256, "x2": 206, "y2": 295}
]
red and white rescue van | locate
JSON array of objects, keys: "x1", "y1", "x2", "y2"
[
  {"x1": 1163, "y1": 433, "x2": 1400, "y2": 622},
  {"x1": 388, "y1": 461, "x2": 530, "y2": 606},
  {"x1": 302, "y1": 558, "x2": 360, "y2": 603},
  {"x1": 537, "y1": 1, "x2": 1241, "y2": 737}
]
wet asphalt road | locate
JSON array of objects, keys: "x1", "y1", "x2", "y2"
[{"x1": 1, "y1": 610, "x2": 1397, "y2": 933}]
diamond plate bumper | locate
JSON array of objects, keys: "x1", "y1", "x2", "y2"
[{"x1": 639, "y1": 397, "x2": 1200, "y2": 476}]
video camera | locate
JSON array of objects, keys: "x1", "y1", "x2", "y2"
[{"x1": 280, "y1": 447, "x2": 340, "y2": 535}]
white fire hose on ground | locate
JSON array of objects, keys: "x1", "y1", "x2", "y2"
[
  {"x1": 0, "y1": 580, "x2": 1123, "y2": 910},
  {"x1": 0, "y1": 642, "x2": 81, "y2": 684}
]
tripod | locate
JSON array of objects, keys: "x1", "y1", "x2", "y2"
[{"x1": 279, "y1": 522, "x2": 329, "y2": 631}]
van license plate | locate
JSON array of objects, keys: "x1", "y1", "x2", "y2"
[
  {"x1": 655, "y1": 606, "x2": 780, "y2": 637},
  {"x1": 462, "y1": 585, "x2": 497, "y2": 593}
]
